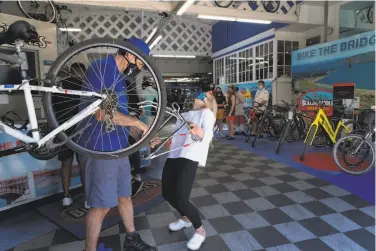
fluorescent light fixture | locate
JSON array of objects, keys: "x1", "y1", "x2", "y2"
[
  {"x1": 149, "y1": 35, "x2": 162, "y2": 49},
  {"x1": 175, "y1": 55, "x2": 196, "y2": 58},
  {"x1": 152, "y1": 55, "x2": 196, "y2": 58},
  {"x1": 237, "y1": 18, "x2": 271, "y2": 24},
  {"x1": 145, "y1": 27, "x2": 157, "y2": 44},
  {"x1": 152, "y1": 55, "x2": 175, "y2": 58},
  {"x1": 198, "y1": 15, "x2": 236, "y2": 21},
  {"x1": 197, "y1": 15, "x2": 270, "y2": 24},
  {"x1": 59, "y1": 27, "x2": 81, "y2": 32},
  {"x1": 177, "y1": 0, "x2": 195, "y2": 16},
  {"x1": 229, "y1": 57, "x2": 248, "y2": 60}
]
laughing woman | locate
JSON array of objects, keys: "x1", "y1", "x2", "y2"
[{"x1": 150, "y1": 91, "x2": 216, "y2": 250}]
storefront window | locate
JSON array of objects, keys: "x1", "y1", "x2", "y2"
[
  {"x1": 214, "y1": 58, "x2": 224, "y2": 85},
  {"x1": 277, "y1": 40, "x2": 299, "y2": 77},
  {"x1": 225, "y1": 53, "x2": 237, "y2": 84},
  {"x1": 238, "y1": 48, "x2": 253, "y2": 83}
]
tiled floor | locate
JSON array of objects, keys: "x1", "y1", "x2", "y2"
[{"x1": 7, "y1": 141, "x2": 376, "y2": 251}]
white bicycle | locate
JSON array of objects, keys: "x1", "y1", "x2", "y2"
[{"x1": 0, "y1": 21, "x2": 167, "y2": 160}]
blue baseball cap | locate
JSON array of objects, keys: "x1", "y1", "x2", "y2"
[{"x1": 127, "y1": 37, "x2": 150, "y2": 56}]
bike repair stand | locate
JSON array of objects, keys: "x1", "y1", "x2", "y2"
[{"x1": 138, "y1": 101, "x2": 200, "y2": 160}]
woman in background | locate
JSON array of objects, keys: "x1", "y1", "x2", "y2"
[
  {"x1": 214, "y1": 86, "x2": 226, "y2": 137},
  {"x1": 150, "y1": 91, "x2": 216, "y2": 250},
  {"x1": 226, "y1": 85, "x2": 236, "y2": 140}
]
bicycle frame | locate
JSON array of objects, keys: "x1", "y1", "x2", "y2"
[
  {"x1": 304, "y1": 108, "x2": 350, "y2": 145},
  {"x1": 0, "y1": 42, "x2": 105, "y2": 149}
]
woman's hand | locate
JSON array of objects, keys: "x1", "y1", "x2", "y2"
[
  {"x1": 150, "y1": 137, "x2": 161, "y2": 148},
  {"x1": 95, "y1": 109, "x2": 105, "y2": 121},
  {"x1": 189, "y1": 123, "x2": 204, "y2": 140}
]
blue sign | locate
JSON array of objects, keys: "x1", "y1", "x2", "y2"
[{"x1": 292, "y1": 31, "x2": 375, "y2": 66}]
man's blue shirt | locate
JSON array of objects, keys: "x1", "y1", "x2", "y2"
[{"x1": 78, "y1": 56, "x2": 129, "y2": 151}]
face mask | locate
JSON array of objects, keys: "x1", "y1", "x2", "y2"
[
  {"x1": 258, "y1": 85, "x2": 263, "y2": 90},
  {"x1": 124, "y1": 64, "x2": 140, "y2": 77}
]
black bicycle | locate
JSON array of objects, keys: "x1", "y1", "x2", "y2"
[
  {"x1": 245, "y1": 101, "x2": 284, "y2": 147},
  {"x1": 275, "y1": 101, "x2": 312, "y2": 153},
  {"x1": 214, "y1": 0, "x2": 281, "y2": 13}
]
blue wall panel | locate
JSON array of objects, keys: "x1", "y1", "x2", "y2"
[{"x1": 212, "y1": 21, "x2": 288, "y2": 53}]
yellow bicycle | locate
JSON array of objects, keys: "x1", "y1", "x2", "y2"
[{"x1": 300, "y1": 105, "x2": 358, "y2": 161}]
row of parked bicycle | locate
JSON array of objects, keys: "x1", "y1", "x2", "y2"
[{"x1": 239, "y1": 100, "x2": 375, "y2": 175}]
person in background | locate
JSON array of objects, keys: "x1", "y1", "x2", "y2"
[
  {"x1": 234, "y1": 86, "x2": 245, "y2": 136},
  {"x1": 53, "y1": 62, "x2": 88, "y2": 208},
  {"x1": 225, "y1": 85, "x2": 236, "y2": 140},
  {"x1": 251, "y1": 80, "x2": 269, "y2": 135},
  {"x1": 214, "y1": 86, "x2": 226, "y2": 137},
  {"x1": 79, "y1": 37, "x2": 156, "y2": 251},
  {"x1": 150, "y1": 91, "x2": 216, "y2": 251}
]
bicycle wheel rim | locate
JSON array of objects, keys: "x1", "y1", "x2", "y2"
[
  {"x1": 44, "y1": 38, "x2": 166, "y2": 159},
  {"x1": 18, "y1": 0, "x2": 56, "y2": 23},
  {"x1": 334, "y1": 135, "x2": 375, "y2": 175}
]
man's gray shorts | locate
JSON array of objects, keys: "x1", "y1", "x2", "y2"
[{"x1": 79, "y1": 155, "x2": 132, "y2": 208}]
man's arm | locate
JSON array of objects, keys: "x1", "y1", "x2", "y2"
[{"x1": 96, "y1": 110, "x2": 148, "y2": 134}]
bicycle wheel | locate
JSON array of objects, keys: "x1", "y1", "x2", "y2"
[
  {"x1": 300, "y1": 125, "x2": 317, "y2": 161},
  {"x1": 214, "y1": 0, "x2": 233, "y2": 8},
  {"x1": 275, "y1": 120, "x2": 291, "y2": 154},
  {"x1": 44, "y1": 38, "x2": 166, "y2": 159},
  {"x1": 17, "y1": 0, "x2": 56, "y2": 23},
  {"x1": 333, "y1": 135, "x2": 375, "y2": 175}
]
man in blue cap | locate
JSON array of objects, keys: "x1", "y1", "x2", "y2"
[{"x1": 79, "y1": 37, "x2": 157, "y2": 251}]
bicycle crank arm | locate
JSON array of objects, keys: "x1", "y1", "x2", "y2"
[{"x1": 0, "y1": 143, "x2": 38, "y2": 158}]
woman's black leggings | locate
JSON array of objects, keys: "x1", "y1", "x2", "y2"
[{"x1": 162, "y1": 158, "x2": 202, "y2": 229}]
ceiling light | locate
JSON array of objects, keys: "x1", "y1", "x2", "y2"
[
  {"x1": 175, "y1": 55, "x2": 196, "y2": 58},
  {"x1": 152, "y1": 55, "x2": 196, "y2": 58},
  {"x1": 149, "y1": 35, "x2": 162, "y2": 49},
  {"x1": 177, "y1": 0, "x2": 195, "y2": 16},
  {"x1": 145, "y1": 27, "x2": 157, "y2": 44},
  {"x1": 236, "y1": 18, "x2": 271, "y2": 24},
  {"x1": 153, "y1": 55, "x2": 175, "y2": 58},
  {"x1": 197, "y1": 15, "x2": 270, "y2": 24},
  {"x1": 197, "y1": 15, "x2": 236, "y2": 21},
  {"x1": 59, "y1": 27, "x2": 81, "y2": 32}
]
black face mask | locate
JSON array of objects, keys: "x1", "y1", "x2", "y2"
[{"x1": 124, "y1": 64, "x2": 140, "y2": 77}]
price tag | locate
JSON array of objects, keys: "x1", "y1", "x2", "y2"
[{"x1": 288, "y1": 110, "x2": 294, "y2": 120}]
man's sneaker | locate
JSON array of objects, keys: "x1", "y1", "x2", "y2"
[
  {"x1": 134, "y1": 174, "x2": 142, "y2": 181},
  {"x1": 123, "y1": 233, "x2": 157, "y2": 251},
  {"x1": 131, "y1": 178, "x2": 143, "y2": 198},
  {"x1": 84, "y1": 201, "x2": 90, "y2": 209},
  {"x1": 187, "y1": 233, "x2": 206, "y2": 250},
  {"x1": 62, "y1": 197, "x2": 73, "y2": 207},
  {"x1": 168, "y1": 219, "x2": 192, "y2": 231}
]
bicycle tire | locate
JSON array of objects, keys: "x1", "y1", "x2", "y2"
[
  {"x1": 285, "y1": 115, "x2": 305, "y2": 142},
  {"x1": 333, "y1": 135, "x2": 375, "y2": 175},
  {"x1": 44, "y1": 38, "x2": 167, "y2": 159},
  {"x1": 261, "y1": 0, "x2": 280, "y2": 13},
  {"x1": 275, "y1": 120, "x2": 290, "y2": 154},
  {"x1": 17, "y1": 0, "x2": 56, "y2": 23},
  {"x1": 300, "y1": 125, "x2": 317, "y2": 161},
  {"x1": 214, "y1": 0, "x2": 234, "y2": 8}
]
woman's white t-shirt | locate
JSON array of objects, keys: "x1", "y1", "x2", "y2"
[{"x1": 168, "y1": 109, "x2": 215, "y2": 167}]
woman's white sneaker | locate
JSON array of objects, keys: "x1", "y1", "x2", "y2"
[
  {"x1": 187, "y1": 233, "x2": 205, "y2": 250},
  {"x1": 168, "y1": 219, "x2": 192, "y2": 231}
]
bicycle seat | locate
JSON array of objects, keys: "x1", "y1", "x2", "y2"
[{"x1": 0, "y1": 21, "x2": 39, "y2": 45}]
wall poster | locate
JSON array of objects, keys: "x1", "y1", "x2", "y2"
[{"x1": 292, "y1": 31, "x2": 375, "y2": 109}]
